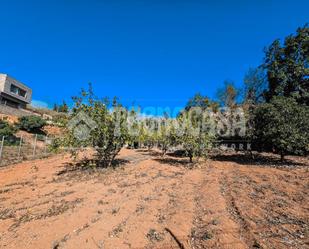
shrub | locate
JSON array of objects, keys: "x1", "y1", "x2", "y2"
[
  {"x1": 17, "y1": 116, "x2": 47, "y2": 132},
  {"x1": 49, "y1": 137, "x2": 62, "y2": 153},
  {"x1": 253, "y1": 96, "x2": 309, "y2": 160},
  {"x1": 0, "y1": 120, "x2": 17, "y2": 138},
  {"x1": 0, "y1": 120, "x2": 18, "y2": 145},
  {"x1": 52, "y1": 113, "x2": 68, "y2": 127}
]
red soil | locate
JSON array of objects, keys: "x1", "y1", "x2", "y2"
[{"x1": 0, "y1": 149, "x2": 308, "y2": 249}]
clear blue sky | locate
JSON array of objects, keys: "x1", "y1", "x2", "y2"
[{"x1": 0, "y1": 0, "x2": 308, "y2": 114}]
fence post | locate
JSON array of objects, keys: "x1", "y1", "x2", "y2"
[
  {"x1": 0, "y1": 136, "x2": 4, "y2": 162},
  {"x1": 44, "y1": 135, "x2": 48, "y2": 154},
  {"x1": 18, "y1": 136, "x2": 23, "y2": 160},
  {"x1": 33, "y1": 134, "x2": 38, "y2": 157}
]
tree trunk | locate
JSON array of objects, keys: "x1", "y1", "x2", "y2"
[
  {"x1": 280, "y1": 152, "x2": 284, "y2": 162},
  {"x1": 162, "y1": 146, "x2": 167, "y2": 157}
]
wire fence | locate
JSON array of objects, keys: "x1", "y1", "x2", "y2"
[{"x1": 0, "y1": 134, "x2": 55, "y2": 167}]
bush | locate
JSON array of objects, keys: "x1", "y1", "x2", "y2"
[
  {"x1": 253, "y1": 96, "x2": 309, "y2": 160},
  {"x1": 0, "y1": 120, "x2": 18, "y2": 145},
  {"x1": 17, "y1": 116, "x2": 47, "y2": 132},
  {"x1": 52, "y1": 113, "x2": 68, "y2": 127},
  {"x1": 49, "y1": 137, "x2": 62, "y2": 153},
  {"x1": 0, "y1": 120, "x2": 17, "y2": 138}
]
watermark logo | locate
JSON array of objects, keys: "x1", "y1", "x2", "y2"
[
  {"x1": 68, "y1": 111, "x2": 97, "y2": 141},
  {"x1": 67, "y1": 106, "x2": 250, "y2": 149}
]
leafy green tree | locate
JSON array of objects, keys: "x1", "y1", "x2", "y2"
[
  {"x1": 185, "y1": 93, "x2": 219, "y2": 112},
  {"x1": 63, "y1": 86, "x2": 129, "y2": 167},
  {"x1": 157, "y1": 118, "x2": 177, "y2": 156},
  {"x1": 253, "y1": 96, "x2": 309, "y2": 160},
  {"x1": 137, "y1": 119, "x2": 153, "y2": 149},
  {"x1": 17, "y1": 116, "x2": 46, "y2": 132},
  {"x1": 146, "y1": 118, "x2": 160, "y2": 150},
  {"x1": 263, "y1": 24, "x2": 309, "y2": 105},
  {"x1": 185, "y1": 93, "x2": 210, "y2": 110},
  {"x1": 177, "y1": 109, "x2": 215, "y2": 162}
]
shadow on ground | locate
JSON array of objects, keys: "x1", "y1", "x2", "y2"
[
  {"x1": 56, "y1": 158, "x2": 130, "y2": 176},
  {"x1": 135, "y1": 149, "x2": 163, "y2": 157},
  {"x1": 137, "y1": 149, "x2": 198, "y2": 168},
  {"x1": 211, "y1": 153, "x2": 308, "y2": 168},
  {"x1": 153, "y1": 157, "x2": 194, "y2": 168}
]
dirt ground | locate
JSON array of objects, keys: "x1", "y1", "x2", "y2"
[{"x1": 0, "y1": 149, "x2": 308, "y2": 249}]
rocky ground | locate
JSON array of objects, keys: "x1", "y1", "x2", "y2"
[{"x1": 0, "y1": 149, "x2": 308, "y2": 249}]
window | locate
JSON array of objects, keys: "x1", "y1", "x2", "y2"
[
  {"x1": 10, "y1": 84, "x2": 18, "y2": 94},
  {"x1": 19, "y1": 88, "x2": 27, "y2": 97},
  {"x1": 10, "y1": 84, "x2": 27, "y2": 98}
]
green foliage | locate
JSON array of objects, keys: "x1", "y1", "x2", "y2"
[
  {"x1": 46, "y1": 23, "x2": 309, "y2": 164},
  {"x1": 253, "y1": 96, "x2": 309, "y2": 160},
  {"x1": 53, "y1": 113, "x2": 68, "y2": 127},
  {"x1": 49, "y1": 137, "x2": 63, "y2": 153},
  {"x1": 62, "y1": 85, "x2": 129, "y2": 167},
  {"x1": 243, "y1": 24, "x2": 309, "y2": 158},
  {"x1": 177, "y1": 109, "x2": 215, "y2": 162},
  {"x1": 185, "y1": 93, "x2": 219, "y2": 112},
  {"x1": 17, "y1": 116, "x2": 47, "y2": 132},
  {"x1": 263, "y1": 24, "x2": 309, "y2": 105},
  {"x1": 138, "y1": 118, "x2": 157, "y2": 150},
  {"x1": 126, "y1": 106, "x2": 215, "y2": 162},
  {"x1": 0, "y1": 120, "x2": 17, "y2": 138},
  {"x1": 157, "y1": 118, "x2": 178, "y2": 155},
  {"x1": 185, "y1": 93, "x2": 210, "y2": 110}
]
